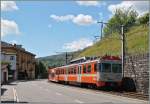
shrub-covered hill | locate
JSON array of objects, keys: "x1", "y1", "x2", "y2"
[{"x1": 77, "y1": 25, "x2": 148, "y2": 57}]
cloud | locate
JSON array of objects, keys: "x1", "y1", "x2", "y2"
[
  {"x1": 76, "y1": 1, "x2": 99, "y2": 6},
  {"x1": 63, "y1": 38, "x2": 93, "y2": 51},
  {"x1": 1, "y1": 18, "x2": 20, "y2": 37},
  {"x1": 1, "y1": 1, "x2": 18, "y2": 11},
  {"x1": 50, "y1": 14, "x2": 96, "y2": 26},
  {"x1": 50, "y1": 14, "x2": 74, "y2": 22},
  {"x1": 72, "y1": 14, "x2": 96, "y2": 25},
  {"x1": 108, "y1": 1, "x2": 149, "y2": 16}
]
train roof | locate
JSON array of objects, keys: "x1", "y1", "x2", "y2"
[{"x1": 50, "y1": 55, "x2": 121, "y2": 70}]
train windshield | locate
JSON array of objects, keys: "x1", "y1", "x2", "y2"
[
  {"x1": 112, "y1": 64, "x2": 122, "y2": 73},
  {"x1": 101, "y1": 63, "x2": 111, "y2": 73},
  {"x1": 100, "y1": 63, "x2": 122, "y2": 73}
]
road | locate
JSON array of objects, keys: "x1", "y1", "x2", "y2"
[{"x1": 1, "y1": 79, "x2": 148, "y2": 104}]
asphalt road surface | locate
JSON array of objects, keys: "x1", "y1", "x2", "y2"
[{"x1": 1, "y1": 79, "x2": 148, "y2": 104}]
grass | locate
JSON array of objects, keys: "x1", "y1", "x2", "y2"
[{"x1": 77, "y1": 25, "x2": 148, "y2": 57}]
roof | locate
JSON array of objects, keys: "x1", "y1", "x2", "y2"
[{"x1": 1, "y1": 41, "x2": 36, "y2": 56}]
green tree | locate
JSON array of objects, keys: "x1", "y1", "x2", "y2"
[
  {"x1": 35, "y1": 61, "x2": 47, "y2": 78},
  {"x1": 138, "y1": 13, "x2": 149, "y2": 24},
  {"x1": 103, "y1": 7, "x2": 138, "y2": 36}
]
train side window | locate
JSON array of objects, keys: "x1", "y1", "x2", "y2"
[
  {"x1": 72, "y1": 68, "x2": 74, "y2": 74},
  {"x1": 94, "y1": 63, "x2": 97, "y2": 72},
  {"x1": 68, "y1": 69, "x2": 70, "y2": 74},
  {"x1": 64, "y1": 69, "x2": 66, "y2": 74},
  {"x1": 74, "y1": 67, "x2": 76, "y2": 74},
  {"x1": 87, "y1": 64, "x2": 91, "y2": 73},
  {"x1": 83, "y1": 64, "x2": 86, "y2": 73},
  {"x1": 70, "y1": 68, "x2": 73, "y2": 74}
]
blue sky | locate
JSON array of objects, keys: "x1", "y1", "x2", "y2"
[{"x1": 1, "y1": 1, "x2": 149, "y2": 57}]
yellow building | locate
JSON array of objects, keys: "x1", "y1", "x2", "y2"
[{"x1": 1, "y1": 41, "x2": 36, "y2": 80}]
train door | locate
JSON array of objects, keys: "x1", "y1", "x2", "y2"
[
  {"x1": 77, "y1": 65, "x2": 82, "y2": 82},
  {"x1": 65, "y1": 67, "x2": 68, "y2": 81}
]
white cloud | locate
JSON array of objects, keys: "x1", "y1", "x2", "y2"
[
  {"x1": 63, "y1": 38, "x2": 93, "y2": 51},
  {"x1": 1, "y1": 1, "x2": 18, "y2": 11},
  {"x1": 108, "y1": 1, "x2": 149, "y2": 16},
  {"x1": 73, "y1": 14, "x2": 96, "y2": 25},
  {"x1": 50, "y1": 14, "x2": 96, "y2": 26},
  {"x1": 76, "y1": 1, "x2": 99, "y2": 6},
  {"x1": 1, "y1": 18, "x2": 20, "y2": 37},
  {"x1": 50, "y1": 14, "x2": 74, "y2": 22}
]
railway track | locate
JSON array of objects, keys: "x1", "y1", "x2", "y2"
[
  {"x1": 98, "y1": 91, "x2": 149, "y2": 101},
  {"x1": 49, "y1": 81, "x2": 149, "y2": 101}
]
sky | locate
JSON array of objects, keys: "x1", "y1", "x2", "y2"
[{"x1": 1, "y1": 1, "x2": 149, "y2": 58}]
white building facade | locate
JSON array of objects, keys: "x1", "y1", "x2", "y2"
[{"x1": 1, "y1": 52, "x2": 17, "y2": 80}]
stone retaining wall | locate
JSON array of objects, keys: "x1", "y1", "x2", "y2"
[{"x1": 124, "y1": 53, "x2": 149, "y2": 95}]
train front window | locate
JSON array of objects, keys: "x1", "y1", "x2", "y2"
[
  {"x1": 112, "y1": 64, "x2": 122, "y2": 73},
  {"x1": 101, "y1": 63, "x2": 111, "y2": 73}
]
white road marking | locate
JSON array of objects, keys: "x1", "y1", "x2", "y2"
[
  {"x1": 74, "y1": 99, "x2": 84, "y2": 103},
  {"x1": 13, "y1": 88, "x2": 16, "y2": 102},
  {"x1": 13, "y1": 88, "x2": 19, "y2": 102},
  {"x1": 55, "y1": 92, "x2": 62, "y2": 95}
]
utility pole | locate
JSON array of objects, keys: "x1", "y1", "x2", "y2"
[
  {"x1": 101, "y1": 21, "x2": 103, "y2": 39},
  {"x1": 56, "y1": 51, "x2": 68, "y2": 65},
  {"x1": 121, "y1": 25, "x2": 125, "y2": 78},
  {"x1": 97, "y1": 21, "x2": 106, "y2": 39},
  {"x1": 65, "y1": 52, "x2": 68, "y2": 65},
  {"x1": 97, "y1": 21, "x2": 126, "y2": 78}
]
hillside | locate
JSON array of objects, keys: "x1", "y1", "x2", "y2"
[
  {"x1": 77, "y1": 25, "x2": 148, "y2": 57},
  {"x1": 37, "y1": 51, "x2": 80, "y2": 68}
]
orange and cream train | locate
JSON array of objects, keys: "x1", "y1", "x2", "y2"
[{"x1": 48, "y1": 56, "x2": 122, "y2": 88}]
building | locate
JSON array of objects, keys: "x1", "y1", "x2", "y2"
[
  {"x1": 1, "y1": 41, "x2": 36, "y2": 80},
  {"x1": 1, "y1": 63, "x2": 9, "y2": 84},
  {"x1": 1, "y1": 52, "x2": 17, "y2": 80}
]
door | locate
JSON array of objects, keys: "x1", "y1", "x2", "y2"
[
  {"x1": 4, "y1": 72, "x2": 7, "y2": 83},
  {"x1": 65, "y1": 68, "x2": 68, "y2": 81},
  {"x1": 77, "y1": 65, "x2": 82, "y2": 82}
]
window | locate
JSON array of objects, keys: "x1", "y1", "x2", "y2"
[
  {"x1": 83, "y1": 65, "x2": 86, "y2": 73},
  {"x1": 94, "y1": 63, "x2": 97, "y2": 72},
  {"x1": 102, "y1": 63, "x2": 111, "y2": 73},
  {"x1": 72, "y1": 68, "x2": 74, "y2": 74},
  {"x1": 10, "y1": 56, "x2": 14, "y2": 60},
  {"x1": 99, "y1": 63, "x2": 101, "y2": 72},
  {"x1": 112, "y1": 64, "x2": 122, "y2": 73},
  {"x1": 74, "y1": 67, "x2": 76, "y2": 74},
  {"x1": 64, "y1": 69, "x2": 66, "y2": 74},
  {"x1": 56, "y1": 70, "x2": 58, "y2": 75},
  {"x1": 61, "y1": 69, "x2": 63, "y2": 74},
  {"x1": 87, "y1": 64, "x2": 91, "y2": 73}
]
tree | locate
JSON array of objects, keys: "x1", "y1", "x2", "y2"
[
  {"x1": 138, "y1": 13, "x2": 149, "y2": 24},
  {"x1": 35, "y1": 61, "x2": 47, "y2": 78},
  {"x1": 103, "y1": 7, "x2": 138, "y2": 36}
]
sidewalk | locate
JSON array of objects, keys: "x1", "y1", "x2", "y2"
[{"x1": 1, "y1": 83, "x2": 16, "y2": 103}]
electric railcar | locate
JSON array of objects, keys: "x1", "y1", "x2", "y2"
[{"x1": 48, "y1": 55, "x2": 122, "y2": 88}]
